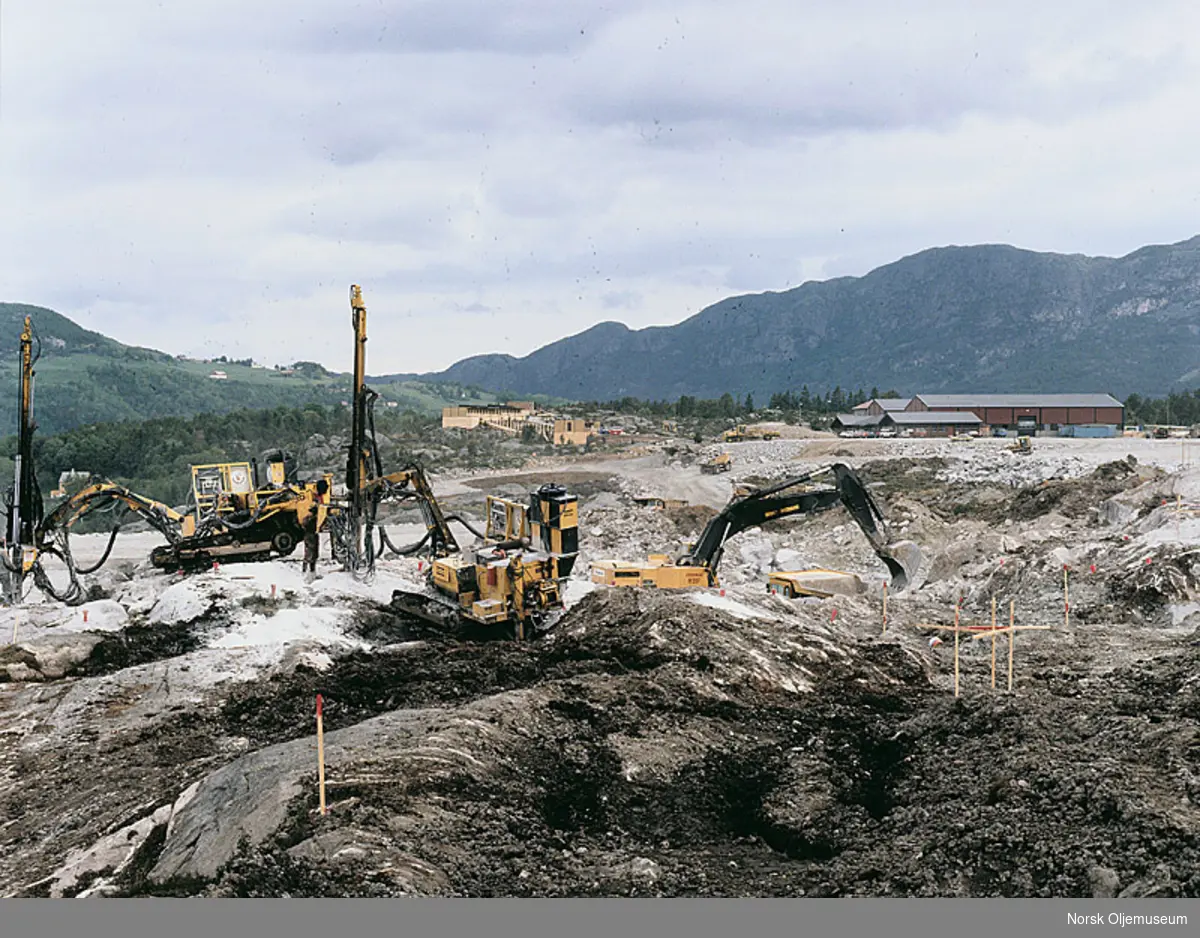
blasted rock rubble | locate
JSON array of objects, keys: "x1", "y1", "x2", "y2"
[{"x1": 1, "y1": 439, "x2": 1200, "y2": 897}]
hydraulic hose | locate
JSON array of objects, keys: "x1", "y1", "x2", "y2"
[
  {"x1": 378, "y1": 525, "x2": 433, "y2": 557},
  {"x1": 75, "y1": 525, "x2": 121, "y2": 575}
]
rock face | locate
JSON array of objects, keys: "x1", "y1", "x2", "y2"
[
  {"x1": 149, "y1": 698, "x2": 533, "y2": 885},
  {"x1": 0, "y1": 633, "x2": 105, "y2": 681}
]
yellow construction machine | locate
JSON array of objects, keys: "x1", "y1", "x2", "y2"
[
  {"x1": 632, "y1": 496, "x2": 690, "y2": 510},
  {"x1": 145, "y1": 453, "x2": 334, "y2": 571},
  {"x1": 1, "y1": 316, "x2": 334, "y2": 604},
  {"x1": 722, "y1": 424, "x2": 781, "y2": 443},
  {"x1": 392, "y1": 483, "x2": 579, "y2": 638},
  {"x1": 1008, "y1": 435, "x2": 1033, "y2": 454},
  {"x1": 330, "y1": 285, "x2": 579, "y2": 638},
  {"x1": 766, "y1": 569, "x2": 868, "y2": 599},
  {"x1": 701, "y1": 452, "x2": 732, "y2": 474},
  {"x1": 589, "y1": 463, "x2": 921, "y2": 593}
]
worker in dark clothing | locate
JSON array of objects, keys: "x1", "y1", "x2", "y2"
[{"x1": 302, "y1": 479, "x2": 330, "y2": 574}]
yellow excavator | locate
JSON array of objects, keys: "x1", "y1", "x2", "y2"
[
  {"x1": 589, "y1": 463, "x2": 921, "y2": 593},
  {"x1": 329, "y1": 285, "x2": 579, "y2": 638}
]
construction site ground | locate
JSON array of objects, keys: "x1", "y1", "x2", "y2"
[{"x1": 3, "y1": 434, "x2": 1200, "y2": 897}]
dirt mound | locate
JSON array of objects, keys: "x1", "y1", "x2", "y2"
[
  {"x1": 1106, "y1": 546, "x2": 1200, "y2": 612},
  {"x1": 662, "y1": 504, "x2": 719, "y2": 536},
  {"x1": 6, "y1": 587, "x2": 1178, "y2": 899}
]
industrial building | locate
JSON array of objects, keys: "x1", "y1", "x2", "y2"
[
  {"x1": 904, "y1": 394, "x2": 1124, "y2": 434},
  {"x1": 441, "y1": 402, "x2": 596, "y2": 446},
  {"x1": 834, "y1": 393, "x2": 1125, "y2": 438},
  {"x1": 441, "y1": 402, "x2": 537, "y2": 432},
  {"x1": 831, "y1": 411, "x2": 983, "y2": 437},
  {"x1": 851, "y1": 398, "x2": 912, "y2": 416}
]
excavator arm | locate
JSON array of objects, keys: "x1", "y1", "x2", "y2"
[{"x1": 679, "y1": 462, "x2": 921, "y2": 590}]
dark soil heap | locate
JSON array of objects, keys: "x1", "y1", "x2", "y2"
[{"x1": 33, "y1": 588, "x2": 1189, "y2": 899}]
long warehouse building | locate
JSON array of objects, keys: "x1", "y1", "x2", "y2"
[{"x1": 904, "y1": 394, "x2": 1124, "y2": 433}]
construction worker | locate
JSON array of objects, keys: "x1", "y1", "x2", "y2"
[{"x1": 302, "y1": 479, "x2": 329, "y2": 574}]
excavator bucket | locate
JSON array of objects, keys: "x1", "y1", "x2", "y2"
[{"x1": 878, "y1": 538, "x2": 922, "y2": 593}]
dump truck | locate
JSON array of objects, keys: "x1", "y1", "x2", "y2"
[
  {"x1": 722, "y1": 424, "x2": 781, "y2": 443},
  {"x1": 631, "y1": 496, "x2": 690, "y2": 510},
  {"x1": 700, "y1": 452, "x2": 732, "y2": 474}
]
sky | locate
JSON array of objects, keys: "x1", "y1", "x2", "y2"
[{"x1": 2, "y1": 1, "x2": 1199, "y2": 375}]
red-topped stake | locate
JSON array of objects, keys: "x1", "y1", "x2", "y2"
[{"x1": 316, "y1": 694, "x2": 327, "y2": 815}]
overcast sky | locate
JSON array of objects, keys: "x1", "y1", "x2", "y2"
[{"x1": 2, "y1": 1, "x2": 1198, "y2": 375}]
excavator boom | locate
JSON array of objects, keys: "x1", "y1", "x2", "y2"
[{"x1": 680, "y1": 462, "x2": 920, "y2": 590}]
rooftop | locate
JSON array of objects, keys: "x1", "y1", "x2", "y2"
[
  {"x1": 831, "y1": 413, "x2": 885, "y2": 427},
  {"x1": 885, "y1": 411, "x2": 983, "y2": 425},
  {"x1": 913, "y1": 394, "x2": 1122, "y2": 409},
  {"x1": 853, "y1": 398, "x2": 911, "y2": 411}
]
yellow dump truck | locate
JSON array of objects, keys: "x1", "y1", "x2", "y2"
[
  {"x1": 701, "y1": 452, "x2": 732, "y2": 474},
  {"x1": 722, "y1": 425, "x2": 782, "y2": 443},
  {"x1": 631, "y1": 496, "x2": 690, "y2": 510},
  {"x1": 766, "y1": 569, "x2": 867, "y2": 599}
]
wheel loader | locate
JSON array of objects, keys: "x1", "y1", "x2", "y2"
[{"x1": 589, "y1": 463, "x2": 921, "y2": 594}]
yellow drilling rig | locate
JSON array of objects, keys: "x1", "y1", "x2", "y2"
[
  {"x1": 326, "y1": 285, "x2": 579, "y2": 639},
  {"x1": 1, "y1": 316, "x2": 332, "y2": 604}
]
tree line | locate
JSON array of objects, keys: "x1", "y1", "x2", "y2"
[
  {"x1": 1123, "y1": 390, "x2": 1200, "y2": 427},
  {"x1": 581, "y1": 385, "x2": 904, "y2": 420},
  {"x1": 0, "y1": 403, "x2": 437, "y2": 507}
]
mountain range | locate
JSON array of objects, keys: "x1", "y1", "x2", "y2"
[
  {"x1": 403, "y1": 236, "x2": 1200, "y2": 402},
  {"x1": 9, "y1": 234, "x2": 1200, "y2": 435}
]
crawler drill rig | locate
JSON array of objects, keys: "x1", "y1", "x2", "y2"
[
  {"x1": 1, "y1": 316, "x2": 333, "y2": 604},
  {"x1": 331, "y1": 285, "x2": 579, "y2": 638},
  {"x1": 0, "y1": 318, "x2": 179, "y2": 603}
]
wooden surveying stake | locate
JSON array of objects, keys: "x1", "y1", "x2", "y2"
[
  {"x1": 882, "y1": 581, "x2": 888, "y2": 634},
  {"x1": 1008, "y1": 601, "x2": 1015, "y2": 692},
  {"x1": 953, "y1": 600, "x2": 961, "y2": 698},
  {"x1": 1063, "y1": 565, "x2": 1069, "y2": 629},
  {"x1": 990, "y1": 596, "x2": 998, "y2": 689},
  {"x1": 316, "y1": 694, "x2": 327, "y2": 816}
]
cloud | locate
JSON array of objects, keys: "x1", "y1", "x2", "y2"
[{"x1": 1, "y1": 1, "x2": 1199, "y2": 376}]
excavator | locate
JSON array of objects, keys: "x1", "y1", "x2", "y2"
[
  {"x1": 589, "y1": 462, "x2": 922, "y2": 593},
  {"x1": 1, "y1": 315, "x2": 334, "y2": 604},
  {"x1": 329, "y1": 285, "x2": 579, "y2": 639}
]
